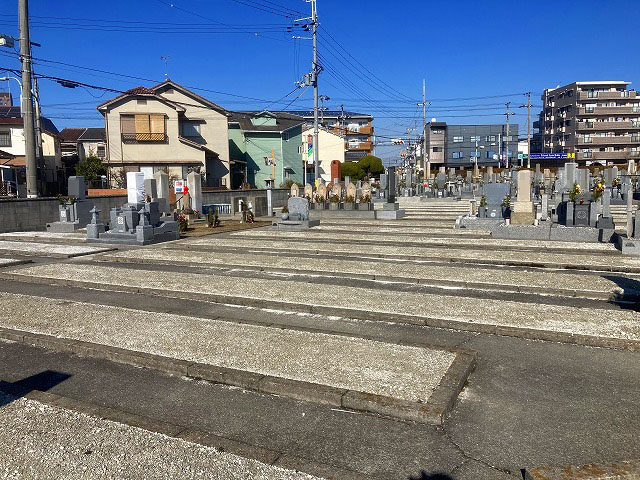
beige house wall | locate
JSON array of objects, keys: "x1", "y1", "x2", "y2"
[{"x1": 302, "y1": 127, "x2": 345, "y2": 183}]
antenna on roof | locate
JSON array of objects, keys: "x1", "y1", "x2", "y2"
[{"x1": 160, "y1": 56, "x2": 170, "y2": 80}]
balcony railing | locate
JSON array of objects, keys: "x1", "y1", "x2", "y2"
[
  {"x1": 578, "y1": 151, "x2": 640, "y2": 160},
  {"x1": 578, "y1": 106, "x2": 640, "y2": 115},
  {"x1": 577, "y1": 121, "x2": 637, "y2": 130},
  {"x1": 578, "y1": 91, "x2": 637, "y2": 100},
  {"x1": 122, "y1": 133, "x2": 167, "y2": 143},
  {"x1": 576, "y1": 135, "x2": 640, "y2": 145}
]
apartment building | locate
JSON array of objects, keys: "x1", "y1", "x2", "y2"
[
  {"x1": 532, "y1": 81, "x2": 640, "y2": 165},
  {"x1": 284, "y1": 110, "x2": 374, "y2": 161},
  {"x1": 425, "y1": 121, "x2": 518, "y2": 168}
]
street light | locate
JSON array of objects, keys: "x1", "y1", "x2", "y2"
[
  {"x1": 0, "y1": 76, "x2": 23, "y2": 107},
  {"x1": 474, "y1": 140, "x2": 485, "y2": 173}
]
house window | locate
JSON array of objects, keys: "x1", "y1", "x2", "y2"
[
  {"x1": 181, "y1": 122, "x2": 200, "y2": 137},
  {"x1": 137, "y1": 99, "x2": 147, "y2": 105},
  {"x1": 485, "y1": 135, "x2": 496, "y2": 142},
  {"x1": 97, "y1": 145, "x2": 106, "y2": 158},
  {"x1": 121, "y1": 114, "x2": 166, "y2": 142},
  {"x1": 452, "y1": 136, "x2": 463, "y2": 143},
  {"x1": 0, "y1": 130, "x2": 10, "y2": 147},
  {"x1": 486, "y1": 151, "x2": 495, "y2": 159},
  {"x1": 452, "y1": 152, "x2": 463, "y2": 159},
  {"x1": 432, "y1": 147, "x2": 440, "y2": 152},
  {"x1": 470, "y1": 135, "x2": 480, "y2": 142},
  {"x1": 284, "y1": 131, "x2": 290, "y2": 142}
]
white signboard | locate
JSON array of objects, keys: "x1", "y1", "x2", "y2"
[
  {"x1": 126, "y1": 171, "x2": 145, "y2": 204},
  {"x1": 174, "y1": 179, "x2": 185, "y2": 194}
]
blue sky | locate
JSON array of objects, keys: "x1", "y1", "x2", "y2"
[{"x1": 0, "y1": 0, "x2": 638, "y2": 163}]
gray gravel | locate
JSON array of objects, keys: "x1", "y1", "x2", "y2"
[
  {"x1": 0, "y1": 240, "x2": 104, "y2": 256},
  {"x1": 0, "y1": 393, "x2": 320, "y2": 480}
]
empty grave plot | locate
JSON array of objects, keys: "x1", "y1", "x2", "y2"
[
  {"x1": 0, "y1": 293, "x2": 457, "y2": 413},
  {"x1": 0, "y1": 240, "x2": 114, "y2": 258},
  {"x1": 7, "y1": 263, "x2": 640, "y2": 346}
]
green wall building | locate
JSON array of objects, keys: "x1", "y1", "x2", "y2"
[{"x1": 228, "y1": 111, "x2": 304, "y2": 189}]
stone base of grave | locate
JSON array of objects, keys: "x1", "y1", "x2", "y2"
[
  {"x1": 375, "y1": 209, "x2": 406, "y2": 220},
  {"x1": 456, "y1": 216, "x2": 504, "y2": 229},
  {"x1": 616, "y1": 234, "x2": 640, "y2": 255},
  {"x1": 46, "y1": 221, "x2": 84, "y2": 233},
  {"x1": 489, "y1": 222, "x2": 615, "y2": 243},
  {"x1": 88, "y1": 221, "x2": 179, "y2": 246},
  {"x1": 272, "y1": 219, "x2": 320, "y2": 231},
  {"x1": 309, "y1": 210, "x2": 376, "y2": 220},
  {"x1": 510, "y1": 201, "x2": 535, "y2": 225}
]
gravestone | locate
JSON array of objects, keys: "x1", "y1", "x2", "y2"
[
  {"x1": 510, "y1": 169, "x2": 534, "y2": 225},
  {"x1": 317, "y1": 183, "x2": 327, "y2": 200},
  {"x1": 144, "y1": 178, "x2": 158, "y2": 201},
  {"x1": 482, "y1": 183, "x2": 510, "y2": 219},
  {"x1": 288, "y1": 197, "x2": 309, "y2": 221},
  {"x1": 86, "y1": 207, "x2": 106, "y2": 239},
  {"x1": 576, "y1": 168, "x2": 588, "y2": 191},
  {"x1": 565, "y1": 162, "x2": 577, "y2": 189},
  {"x1": 361, "y1": 182, "x2": 371, "y2": 198},
  {"x1": 380, "y1": 174, "x2": 387, "y2": 191},
  {"x1": 153, "y1": 171, "x2": 170, "y2": 215},
  {"x1": 46, "y1": 176, "x2": 93, "y2": 232},
  {"x1": 290, "y1": 183, "x2": 300, "y2": 197},
  {"x1": 187, "y1": 172, "x2": 203, "y2": 212},
  {"x1": 331, "y1": 183, "x2": 342, "y2": 198},
  {"x1": 439, "y1": 166, "x2": 446, "y2": 174},
  {"x1": 573, "y1": 202, "x2": 590, "y2": 226},
  {"x1": 346, "y1": 183, "x2": 357, "y2": 200},
  {"x1": 127, "y1": 172, "x2": 145, "y2": 204},
  {"x1": 540, "y1": 194, "x2": 549, "y2": 221},
  {"x1": 435, "y1": 172, "x2": 446, "y2": 188},
  {"x1": 387, "y1": 166, "x2": 396, "y2": 203},
  {"x1": 304, "y1": 184, "x2": 313, "y2": 199}
]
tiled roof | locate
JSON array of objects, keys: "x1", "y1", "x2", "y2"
[
  {"x1": 60, "y1": 128, "x2": 86, "y2": 142},
  {"x1": 229, "y1": 111, "x2": 304, "y2": 132},
  {"x1": 78, "y1": 127, "x2": 105, "y2": 141},
  {"x1": 0, "y1": 106, "x2": 59, "y2": 135},
  {"x1": 126, "y1": 86, "x2": 155, "y2": 95}
]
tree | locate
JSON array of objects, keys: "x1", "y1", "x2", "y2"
[
  {"x1": 357, "y1": 155, "x2": 384, "y2": 179},
  {"x1": 75, "y1": 150, "x2": 107, "y2": 185},
  {"x1": 341, "y1": 161, "x2": 364, "y2": 181}
]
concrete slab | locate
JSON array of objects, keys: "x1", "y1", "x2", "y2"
[
  {"x1": 9, "y1": 264, "x2": 640, "y2": 345},
  {"x1": 0, "y1": 240, "x2": 115, "y2": 258},
  {"x1": 0, "y1": 258, "x2": 31, "y2": 268},
  {"x1": 104, "y1": 249, "x2": 638, "y2": 299},
  {"x1": 0, "y1": 392, "x2": 319, "y2": 480},
  {"x1": 0, "y1": 292, "x2": 455, "y2": 404}
]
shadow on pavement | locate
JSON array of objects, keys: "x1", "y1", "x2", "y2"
[
  {"x1": 603, "y1": 274, "x2": 640, "y2": 311},
  {"x1": 0, "y1": 370, "x2": 71, "y2": 408},
  {"x1": 409, "y1": 472, "x2": 454, "y2": 480}
]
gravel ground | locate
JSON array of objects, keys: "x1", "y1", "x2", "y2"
[
  {"x1": 106, "y1": 249, "x2": 634, "y2": 295},
  {"x1": 0, "y1": 393, "x2": 320, "y2": 480},
  {"x1": 0, "y1": 231, "x2": 86, "y2": 240},
  {"x1": 11, "y1": 263, "x2": 640, "y2": 341},
  {"x1": 310, "y1": 225, "x2": 491, "y2": 235},
  {"x1": 228, "y1": 230, "x2": 617, "y2": 252},
  {"x1": 0, "y1": 292, "x2": 454, "y2": 402},
  {"x1": 181, "y1": 237, "x2": 639, "y2": 269},
  {"x1": 0, "y1": 259, "x2": 25, "y2": 267},
  {"x1": 0, "y1": 241, "x2": 106, "y2": 256}
]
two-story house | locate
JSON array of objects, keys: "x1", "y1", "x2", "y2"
[
  {"x1": 228, "y1": 111, "x2": 304, "y2": 189},
  {"x1": 0, "y1": 106, "x2": 62, "y2": 196},
  {"x1": 97, "y1": 80, "x2": 231, "y2": 188},
  {"x1": 60, "y1": 127, "x2": 106, "y2": 162}
]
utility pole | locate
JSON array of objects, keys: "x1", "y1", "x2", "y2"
[
  {"x1": 311, "y1": 0, "x2": 319, "y2": 183},
  {"x1": 19, "y1": 0, "x2": 37, "y2": 197},
  {"x1": 526, "y1": 92, "x2": 531, "y2": 168},
  {"x1": 418, "y1": 79, "x2": 430, "y2": 182},
  {"x1": 505, "y1": 102, "x2": 513, "y2": 169}
]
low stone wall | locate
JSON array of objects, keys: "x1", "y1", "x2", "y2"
[
  {"x1": 0, "y1": 189, "x2": 289, "y2": 233},
  {"x1": 0, "y1": 196, "x2": 127, "y2": 234}
]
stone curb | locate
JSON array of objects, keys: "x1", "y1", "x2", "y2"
[
  {"x1": 0, "y1": 382, "x2": 366, "y2": 480},
  {"x1": 523, "y1": 459, "x2": 640, "y2": 479},
  {"x1": 4, "y1": 273, "x2": 640, "y2": 352},
  {"x1": 87, "y1": 255, "x2": 629, "y2": 302},
  {"x1": 0, "y1": 246, "x2": 116, "y2": 259},
  {"x1": 166, "y1": 244, "x2": 640, "y2": 274},
  {"x1": 0, "y1": 326, "x2": 474, "y2": 427}
]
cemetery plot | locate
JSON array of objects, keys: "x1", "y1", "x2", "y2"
[
  {"x1": 179, "y1": 237, "x2": 640, "y2": 271},
  {"x1": 0, "y1": 231, "x2": 87, "y2": 242},
  {"x1": 0, "y1": 292, "x2": 455, "y2": 404},
  {"x1": 227, "y1": 229, "x2": 617, "y2": 253},
  {"x1": 0, "y1": 241, "x2": 115, "y2": 258},
  {"x1": 0, "y1": 393, "x2": 318, "y2": 480},
  {"x1": 101, "y1": 249, "x2": 638, "y2": 300},
  {"x1": 8, "y1": 264, "x2": 640, "y2": 345}
]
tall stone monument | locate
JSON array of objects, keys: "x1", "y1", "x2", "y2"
[{"x1": 510, "y1": 169, "x2": 535, "y2": 225}]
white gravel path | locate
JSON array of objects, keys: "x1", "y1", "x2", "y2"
[
  {"x1": 105, "y1": 249, "x2": 634, "y2": 296},
  {"x1": 0, "y1": 240, "x2": 108, "y2": 257},
  {"x1": 0, "y1": 393, "x2": 320, "y2": 480},
  {"x1": 10, "y1": 263, "x2": 640, "y2": 342},
  {"x1": 181, "y1": 237, "x2": 639, "y2": 269},
  {"x1": 0, "y1": 292, "x2": 454, "y2": 402}
]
